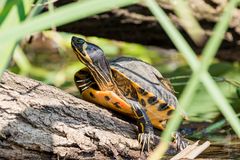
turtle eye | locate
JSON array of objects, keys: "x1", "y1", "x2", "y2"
[{"x1": 86, "y1": 45, "x2": 97, "y2": 55}]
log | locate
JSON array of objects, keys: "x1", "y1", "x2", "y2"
[
  {"x1": 0, "y1": 71, "x2": 176, "y2": 159},
  {"x1": 56, "y1": 0, "x2": 240, "y2": 61}
]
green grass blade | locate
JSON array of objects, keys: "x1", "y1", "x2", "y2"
[
  {"x1": 0, "y1": 0, "x2": 138, "y2": 77},
  {"x1": 145, "y1": 0, "x2": 198, "y2": 70},
  {"x1": 146, "y1": 0, "x2": 240, "y2": 159},
  {"x1": 0, "y1": 0, "x2": 18, "y2": 25},
  {"x1": 13, "y1": 46, "x2": 32, "y2": 75},
  {"x1": 27, "y1": 0, "x2": 48, "y2": 18},
  {"x1": 0, "y1": 0, "x2": 139, "y2": 44},
  {"x1": 16, "y1": 0, "x2": 26, "y2": 21},
  {"x1": 182, "y1": 0, "x2": 240, "y2": 135},
  {"x1": 170, "y1": 0, "x2": 205, "y2": 45},
  {"x1": 0, "y1": 0, "x2": 40, "y2": 77},
  {"x1": 48, "y1": 0, "x2": 56, "y2": 30}
]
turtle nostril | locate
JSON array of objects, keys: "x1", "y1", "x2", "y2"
[
  {"x1": 71, "y1": 36, "x2": 78, "y2": 41},
  {"x1": 71, "y1": 36, "x2": 85, "y2": 44},
  {"x1": 77, "y1": 39, "x2": 85, "y2": 44}
]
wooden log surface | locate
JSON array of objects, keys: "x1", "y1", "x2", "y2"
[{"x1": 0, "y1": 71, "x2": 178, "y2": 159}]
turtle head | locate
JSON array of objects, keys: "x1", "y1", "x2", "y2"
[
  {"x1": 71, "y1": 36, "x2": 115, "y2": 91},
  {"x1": 71, "y1": 36, "x2": 105, "y2": 66}
]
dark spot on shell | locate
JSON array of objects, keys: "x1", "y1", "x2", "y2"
[
  {"x1": 27, "y1": 35, "x2": 33, "y2": 44},
  {"x1": 140, "y1": 99, "x2": 146, "y2": 107},
  {"x1": 138, "y1": 88, "x2": 148, "y2": 96},
  {"x1": 104, "y1": 96, "x2": 110, "y2": 101},
  {"x1": 148, "y1": 96, "x2": 158, "y2": 105},
  {"x1": 90, "y1": 92, "x2": 95, "y2": 98},
  {"x1": 113, "y1": 102, "x2": 121, "y2": 109},
  {"x1": 158, "y1": 103, "x2": 168, "y2": 111},
  {"x1": 112, "y1": 72, "x2": 117, "y2": 78},
  {"x1": 124, "y1": 88, "x2": 131, "y2": 96},
  {"x1": 130, "y1": 90, "x2": 138, "y2": 99},
  {"x1": 167, "y1": 110, "x2": 173, "y2": 116}
]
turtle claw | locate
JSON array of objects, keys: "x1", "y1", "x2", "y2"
[
  {"x1": 138, "y1": 132, "x2": 154, "y2": 152},
  {"x1": 172, "y1": 132, "x2": 189, "y2": 151}
]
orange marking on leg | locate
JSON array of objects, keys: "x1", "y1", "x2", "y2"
[{"x1": 82, "y1": 88, "x2": 134, "y2": 116}]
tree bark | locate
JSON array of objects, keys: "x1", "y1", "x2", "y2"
[
  {"x1": 56, "y1": 0, "x2": 240, "y2": 61},
  {"x1": 0, "y1": 71, "x2": 176, "y2": 159}
]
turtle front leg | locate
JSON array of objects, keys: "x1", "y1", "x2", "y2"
[
  {"x1": 127, "y1": 99, "x2": 154, "y2": 152},
  {"x1": 74, "y1": 72, "x2": 94, "y2": 93}
]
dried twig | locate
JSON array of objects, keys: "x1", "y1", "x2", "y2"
[
  {"x1": 184, "y1": 141, "x2": 211, "y2": 159},
  {"x1": 171, "y1": 141, "x2": 210, "y2": 160}
]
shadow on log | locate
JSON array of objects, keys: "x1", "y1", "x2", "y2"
[{"x1": 0, "y1": 71, "x2": 176, "y2": 159}]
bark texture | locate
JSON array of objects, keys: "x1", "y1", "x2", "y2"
[
  {"x1": 56, "y1": 0, "x2": 240, "y2": 61},
  {"x1": 0, "y1": 71, "x2": 174, "y2": 159}
]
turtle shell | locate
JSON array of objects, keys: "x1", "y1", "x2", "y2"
[
  {"x1": 109, "y1": 57, "x2": 178, "y2": 129},
  {"x1": 77, "y1": 57, "x2": 178, "y2": 130},
  {"x1": 110, "y1": 57, "x2": 177, "y2": 106}
]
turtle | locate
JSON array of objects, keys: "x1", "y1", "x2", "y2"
[{"x1": 71, "y1": 36, "x2": 187, "y2": 151}]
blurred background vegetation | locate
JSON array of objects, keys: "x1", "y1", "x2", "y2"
[{"x1": 1, "y1": 0, "x2": 240, "y2": 158}]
